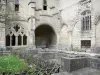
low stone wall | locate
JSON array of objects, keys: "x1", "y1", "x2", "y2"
[
  {"x1": 28, "y1": 50, "x2": 38, "y2": 56},
  {"x1": 0, "y1": 50, "x2": 11, "y2": 56},
  {"x1": 10, "y1": 49, "x2": 100, "y2": 73},
  {"x1": 61, "y1": 56, "x2": 100, "y2": 72},
  {"x1": 39, "y1": 52, "x2": 56, "y2": 60},
  {"x1": 61, "y1": 57, "x2": 88, "y2": 72},
  {"x1": 88, "y1": 58, "x2": 100, "y2": 69}
]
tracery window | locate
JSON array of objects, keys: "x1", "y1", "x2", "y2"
[
  {"x1": 43, "y1": 0, "x2": 47, "y2": 10},
  {"x1": 81, "y1": 10, "x2": 91, "y2": 31},
  {"x1": 6, "y1": 25, "x2": 27, "y2": 46}
]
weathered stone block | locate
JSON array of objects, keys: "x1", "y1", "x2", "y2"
[{"x1": 61, "y1": 57, "x2": 88, "y2": 72}]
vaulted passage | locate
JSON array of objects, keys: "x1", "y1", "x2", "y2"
[{"x1": 35, "y1": 25, "x2": 57, "y2": 48}]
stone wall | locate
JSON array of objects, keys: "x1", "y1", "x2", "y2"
[
  {"x1": 61, "y1": 57, "x2": 88, "y2": 72},
  {"x1": 88, "y1": 57, "x2": 100, "y2": 69},
  {"x1": 1, "y1": 0, "x2": 100, "y2": 50},
  {"x1": 61, "y1": 56, "x2": 100, "y2": 72}
]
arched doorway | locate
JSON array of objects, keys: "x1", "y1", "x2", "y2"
[{"x1": 35, "y1": 25, "x2": 57, "y2": 48}]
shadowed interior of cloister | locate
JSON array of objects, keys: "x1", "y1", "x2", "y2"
[{"x1": 35, "y1": 25, "x2": 57, "y2": 48}]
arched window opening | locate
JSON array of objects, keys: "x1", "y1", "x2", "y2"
[
  {"x1": 12, "y1": 34, "x2": 16, "y2": 46},
  {"x1": 6, "y1": 25, "x2": 27, "y2": 47},
  {"x1": 43, "y1": 0, "x2": 47, "y2": 10},
  {"x1": 6, "y1": 35, "x2": 10, "y2": 46},
  {"x1": 23, "y1": 35, "x2": 27, "y2": 45},
  {"x1": 15, "y1": 0, "x2": 19, "y2": 11},
  {"x1": 81, "y1": 10, "x2": 91, "y2": 31},
  {"x1": 18, "y1": 34, "x2": 22, "y2": 45}
]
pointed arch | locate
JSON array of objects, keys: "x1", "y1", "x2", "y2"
[
  {"x1": 81, "y1": 10, "x2": 91, "y2": 15},
  {"x1": 12, "y1": 34, "x2": 16, "y2": 46},
  {"x1": 6, "y1": 35, "x2": 10, "y2": 46}
]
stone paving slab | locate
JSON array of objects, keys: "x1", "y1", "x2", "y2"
[{"x1": 52, "y1": 68, "x2": 100, "y2": 75}]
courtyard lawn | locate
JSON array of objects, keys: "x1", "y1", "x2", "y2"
[{"x1": 0, "y1": 55, "x2": 28, "y2": 73}]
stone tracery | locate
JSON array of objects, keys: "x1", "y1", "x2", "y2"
[{"x1": 6, "y1": 25, "x2": 27, "y2": 46}]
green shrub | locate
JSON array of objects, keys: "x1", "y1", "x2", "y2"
[{"x1": 0, "y1": 55, "x2": 28, "y2": 73}]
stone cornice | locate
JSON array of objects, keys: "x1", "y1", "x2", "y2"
[
  {"x1": 52, "y1": 12, "x2": 59, "y2": 16},
  {"x1": 40, "y1": 14, "x2": 53, "y2": 17},
  {"x1": 31, "y1": 7, "x2": 36, "y2": 9},
  {"x1": 35, "y1": 9, "x2": 42, "y2": 11},
  {"x1": 28, "y1": 1, "x2": 36, "y2": 5},
  {"x1": 49, "y1": 6, "x2": 55, "y2": 9},
  {"x1": 28, "y1": 16, "x2": 36, "y2": 21},
  {"x1": 79, "y1": 0, "x2": 91, "y2": 5},
  {"x1": 6, "y1": 19, "x2": 28, "y2": 22}
]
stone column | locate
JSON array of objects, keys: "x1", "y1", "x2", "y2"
[
  {"x1": 28, "y1": 0, "x2": 36, "y2": 50},
  {"x1": 22, "y1": 35, "x2": 23, "y2": 46},
  {"x1": 69, "y1": 31, "x2": 73, "y2": 50},
  {"x1": 0, "y1": 26, "x2": 6, "y2": 49},
  {"x1": 56, "y1": 33, "x2": 60, "y2": 50},
  {"x1": 10, "y1": 36, "x2": 12, "y2": 46},
  {"x1": 16, "y1": 36, "x2": 18, "y2": 46}
]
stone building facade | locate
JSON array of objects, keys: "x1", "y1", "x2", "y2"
[{"x1": 0, "y1": 0, "x2": 100, "y2": 52}]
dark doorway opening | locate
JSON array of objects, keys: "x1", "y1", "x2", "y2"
[{"x1": 35, "y1": 25, "x2": 57, "y2": 48}]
